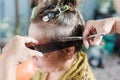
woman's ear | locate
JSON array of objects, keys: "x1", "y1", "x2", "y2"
[{"x1": 62, "y1": 46, "x2": 75, "y2": 60}]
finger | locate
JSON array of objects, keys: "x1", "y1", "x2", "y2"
[
  {"x1": 25, "y1": 42, "x2": 38, "y2": 48},
  {"x1": 17, "y1": 49, "x2": 43, "y2": 63},
  {"x1": 12, "y1": 36, "x2": 39, "y2": 47},
  {"x1": 21, "y1": 37, "x2": 40, "y2": 48},
  {"x1": 83, "y1": 39, "x2": 89, "y2": 49},
  {"x1": 83, "y1": 23, "x2": 93, "y2": 37},
  {"x1": 89, "y1": 36, "x2": 103, "y2": 46},
  {"x1": 28, "y1": 49, "x2": 43, "y2": 57},
  {"x1": 23, "y1": 37, "x2": 39, "y2": 45}
]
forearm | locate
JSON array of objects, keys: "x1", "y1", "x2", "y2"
[
  {"x1": 103, "y1": 17, "x2": 120, "y2": 34},
  {"x1": 0, "y1": 58, "x2": 17, "y2": 80}
]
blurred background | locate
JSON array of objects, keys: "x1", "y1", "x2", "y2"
[
  {"x1": 0, "y1": 0, "x2": 31, "y2": 51},
  {"x1": 0, "y1": 0, "x2": 120, "y2": 80}
]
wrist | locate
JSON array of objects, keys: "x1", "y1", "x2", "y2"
[
  {"x1": 0, "y1": 58, "x2": 17, "y2": 80},
  {"x1": 2, "y1": 53, "x2": 19, "y2": 65}
]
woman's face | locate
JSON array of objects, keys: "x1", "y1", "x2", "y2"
[{"x1": 28, "y1": 22, "x2": 66, "y2": 72}]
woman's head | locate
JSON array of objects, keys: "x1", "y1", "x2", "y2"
[
  {"x1": 29, "y1": 0, "x2": 84, "y2": 52},
  {"x1": 28, "y1": 0, "x2": 84, "y2": 72}
]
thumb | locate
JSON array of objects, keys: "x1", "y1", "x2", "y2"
[
  {"x1": 28, "y1": 49, "x2": 43, "y2": 57},
  {"x1": 89, "y1": 36, "x2": 103, "y2": 46},
  {"x1": 83, "y1": 39, "x2": 90, "y2": 49}
]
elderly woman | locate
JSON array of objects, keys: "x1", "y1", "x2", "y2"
[{"x1": 0, "y1": 0, "x2": 96, "y2": 80}]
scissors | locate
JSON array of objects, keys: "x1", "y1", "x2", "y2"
[{"x1": 60, "y1": 33, "x2": 105, "y2": 42}]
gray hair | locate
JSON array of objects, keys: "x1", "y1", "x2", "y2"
[{"x1": 30, "y1": 0, "x2": 84, "y2": 52}]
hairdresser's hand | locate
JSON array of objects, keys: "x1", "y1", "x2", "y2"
[
  {"x1": 83, "y1": 19, "x2": 115, "y2": 48},
  {"x1": 1, "y1": 35, "x2": 43, "y2": 65}
]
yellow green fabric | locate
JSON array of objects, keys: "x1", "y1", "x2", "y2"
[
  {"x1": 31, "y1": 7, "x2": 37, "y2": 19},
  {"x1": 32, "y1": 51, "x2": 96, "y2": 80}
]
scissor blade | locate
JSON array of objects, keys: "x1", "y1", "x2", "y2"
[{"x1": 60, "y1": 33, "x2": 105, "y2": 42}]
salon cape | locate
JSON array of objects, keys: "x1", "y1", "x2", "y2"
[{"x1": 32, "y1": 51, "x2": 96, "y2": 80}]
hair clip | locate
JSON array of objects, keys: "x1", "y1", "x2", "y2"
[
  {"x1": 31, "y1": 7, "x2": 37, "y2": 19},
  {"x1": 42, "y1": 16, "x2": 49, "y2": 22},
  {"x1": 42, "y1": 12, "x2": 56, "y2": 22},
  {"x1": 42, "y1": 5, "x2": 71, "y2": 22},
  {"x1": 57, "y1": 5, "x2": 71, "y2": 14},
  {"x1": 47, "y1": 3, "x2": 57, "y2": 9}
]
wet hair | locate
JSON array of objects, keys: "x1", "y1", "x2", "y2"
[{"x1": 30, "y1": 0, "x2": 84, "y2": 52}]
